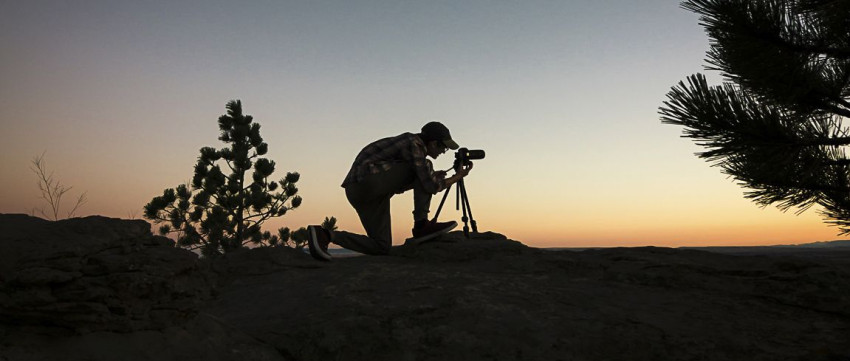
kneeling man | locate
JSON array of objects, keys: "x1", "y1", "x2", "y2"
[{"x1": 307, "y1": 121, "x2": 472, "y2": 260}]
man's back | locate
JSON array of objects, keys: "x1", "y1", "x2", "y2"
[{"x1": 342, "y1": 132, "x2": 425, "y2": 187}]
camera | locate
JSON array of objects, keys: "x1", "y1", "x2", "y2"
[{"x1": 454, "y1": 147, "x2": 485, "y2": 168}]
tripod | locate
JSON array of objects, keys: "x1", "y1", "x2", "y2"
[{"x1": 432, "y1": 176, "x2": 478, "y2": 238}]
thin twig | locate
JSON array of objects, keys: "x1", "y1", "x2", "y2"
[{"x1": 30, "y1": 153, "x2": 84, "y2": 220}]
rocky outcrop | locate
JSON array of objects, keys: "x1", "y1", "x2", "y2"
[
  {"x1": 0, "y1": 214, "x2": 286, "y2": 361},
  {"x1": 0, "y1": 214, "x2": 213, "y2": 332},
  {"x1": 206, "y1": 231, "x2": 850, "y2": 361}
]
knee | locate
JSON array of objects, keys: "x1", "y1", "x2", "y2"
[
  {"x1": 376, "y1": 240, "x2": 391, "y2": 255},
  {"x1": 365, "y1": 238, "x2": 391, "y2": 255}
]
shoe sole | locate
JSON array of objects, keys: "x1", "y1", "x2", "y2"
[
  {"x1": 308, "y1": 226, "x2": 332, "y2": 261},
  {"x1": 405, "y1": 221, "x2": 458, "y2": 245}
]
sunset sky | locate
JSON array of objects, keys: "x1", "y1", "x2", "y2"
[{"x1": 1, "y1": 0, "x2": 845, "y2": 248}]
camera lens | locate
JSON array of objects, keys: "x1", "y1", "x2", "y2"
[{"x1": 466, "y1": 149, "x2": 485, "y2": 160}]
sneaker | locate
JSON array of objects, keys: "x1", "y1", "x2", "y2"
[
  {"x1": 408, "y1": 219, "x2": 458, "y2": 244},
  {"x1": 307, "y1": 225, "x2": 332, "y2": 261}
]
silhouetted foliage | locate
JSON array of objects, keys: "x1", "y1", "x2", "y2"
[
  {"x1": 322, "y1": 216, "x2": 338, "y2": 232},
  {"x1": 289, "y1": 227, "x2": 309, "y2": 250},
  {"x1": 660, "y1": 0, "x2": 850, "y2": 233},
  {"x1": 144, "y1": 100, "x2": 302, "y2": 256},
  {"x1": 30, "y1": 152, "x2": 87, "y2": 220},
  {"x1": 271, "y1": 216, "x2": 336, "y2": 250}
]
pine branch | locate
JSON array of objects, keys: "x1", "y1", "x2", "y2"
[
  {"x1": 243, "y1": 209, "x2": 276, "y2": 224},
  {"x1": 685, "y1": 0, "x2": 850, "y2": 57},
  {"x1": 831, "y1": 96, "x2": 850, "y2": 116},
  {"x1": 686, "y1": 0, "x2": 850, "y2": 115},
  {"x1": 826, "y1": 103, "x2": 850, "y2": 118},
  {"x1": 660, "y1": 74, "x2": 850, "y2": 159},
  {"x1": 802, "y1": 136, "x2": 850, "y2": 146}
]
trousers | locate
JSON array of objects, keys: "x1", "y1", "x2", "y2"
[{"x1": 332, "y1": 163, "x2": 433, "y2": 255}]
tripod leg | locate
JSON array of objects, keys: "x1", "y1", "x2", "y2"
[
  {"x1": 457, "y1": 179, "x2": 470, "y2": 238},
  {"x1": 461, "y1": 204, "x2": 469, "y2": 238},
  {"x1": 459, "y1": 180, "x2": 478, "y2": 234},
  {"x1": 456, "y1": 180, "x2": 461, "y2": 211},
  {"x1": 432, "y1": 184, "x2": 452, "y2": 222}
]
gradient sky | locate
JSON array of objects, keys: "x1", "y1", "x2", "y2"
[{"x1": 1, "y1": 0, "x2": 845, "y2": 248}]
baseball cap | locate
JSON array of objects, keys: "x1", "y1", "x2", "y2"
[{"x1": 421, "y1": 121, "x2": 459, "y2": 150}]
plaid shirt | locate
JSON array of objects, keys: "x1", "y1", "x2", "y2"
[{"x1": 342, "y1": 132, "x2": 446, "y2": 194}]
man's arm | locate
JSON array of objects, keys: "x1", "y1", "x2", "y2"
[
  {"x1": 406, "y1": 137, "x2": 447, "y2": 194},
  {"x1": 440, "y1": 162, "x2": 473, "y2": 189}
]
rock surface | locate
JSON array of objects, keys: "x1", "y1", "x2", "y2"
[
  {"x1": 0, "y1": 313, "x2": 284, "y2": 361},
  {"x1": 2, "y1": 214, "x2": 850, "y2": 360},
  {"x1": 0, "y1": 214, "x2": 212, "y2": 332},
  {"x1": 0, "y1": 214, "x2": 284, "y2": 361},
  {"x1": 206, "y1": 231, "x2": 850, "y2": 361}
]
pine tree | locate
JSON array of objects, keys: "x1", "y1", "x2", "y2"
[
  {"x1": 659, "y1": 0, "x2": 850, "y2": 233},
  {"x1": 144, "y1": 100, "x2": 302, "y2": 256}
]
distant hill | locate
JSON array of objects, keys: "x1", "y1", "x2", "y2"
[
  {"x1": 681, "y1": 239, "x2": 850, "y2": 260},
  {"x1": 682, "y1": 239, "x2": 850, "y2": 251},
  {"x1": 775, "y1": 240, "x2": 850, "y2": 248}
]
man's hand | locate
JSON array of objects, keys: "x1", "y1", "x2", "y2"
[
  {"x1": 456, "y1": 162, "x2": 473, "y2": 178},
  {"x1": 442, "y1": 162, "x2": 473, "y2": 189}
]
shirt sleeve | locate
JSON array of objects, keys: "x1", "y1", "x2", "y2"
[{"x1": 406, "y1": 138, "x2": 446, "y2": 194}]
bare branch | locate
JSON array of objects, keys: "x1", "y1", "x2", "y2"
[
  {"x1": 67, "y1": 192, "x2": 88, "y2": 218},
  {"x1": 30, "y1": 152, "x2": 85, "y2": 220}
]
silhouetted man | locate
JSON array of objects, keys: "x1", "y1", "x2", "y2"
[{"x1": 307, "y1": 121, "x2": 472, "y2": 260}]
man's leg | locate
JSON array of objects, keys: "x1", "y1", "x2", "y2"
[
  {"x1": 409, "y1": 172, "x2": 457, "y2": 243},
  {"x1": 330, "y1": 165, "x2": 413, "y2": 255},
  {"x1": 331, "y1": 187, "x2": 393, "y2": 255},
  {"x1": 412, "y1": 176, "x2": 434, "y2": 222}
]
